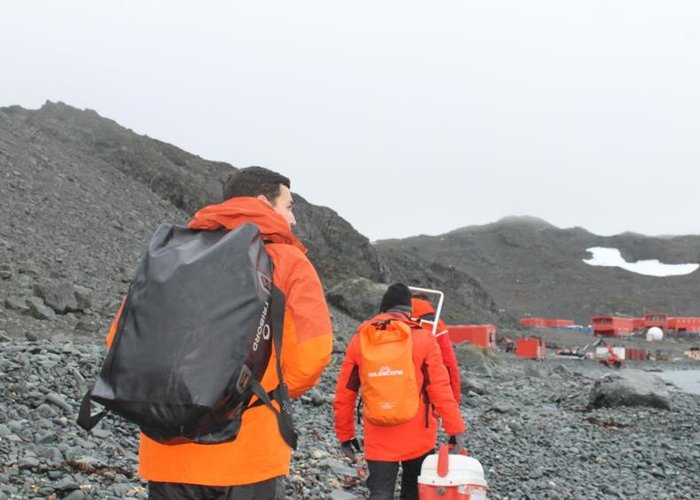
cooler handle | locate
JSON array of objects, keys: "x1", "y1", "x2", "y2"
[{"x1": 437, "y1": 443, "x2": 469, "y2": 477}]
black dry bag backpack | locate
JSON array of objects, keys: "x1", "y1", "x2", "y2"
[{"x1": 77, "y1": 222, "x2": 297, "y2": 448}]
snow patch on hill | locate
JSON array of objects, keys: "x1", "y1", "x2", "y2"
[{"x1": 584, "y1": 247, "x2": 699, "y2": 277}]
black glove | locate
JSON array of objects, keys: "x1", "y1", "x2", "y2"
[
  {"x1": 340, "y1": 438, "x2": 362, "y2": 461},
  {"x1": 449, "y1": 433, "x2": 466, "y2": 454}
]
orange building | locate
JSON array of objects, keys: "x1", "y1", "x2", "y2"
[
  {"x1": 447, "y1": 325, "x2": 497, "y2": 348},
  {"x1": 520, "y1": 317, "x2": 575, "y2": 328},
  {"x1": 591, "y1": 316, "x2": 635, "y2": 337},
  {"x1": 515, "y1": 338, "x2": 545, "y2": 360}
]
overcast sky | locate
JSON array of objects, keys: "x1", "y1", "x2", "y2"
[{"x1": 3, "y1": 1, "x2": 699, "y2": 241}]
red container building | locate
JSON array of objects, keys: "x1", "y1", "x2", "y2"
[
  {"x1": 644, "y1": 312, "x2": 669, "y2": 331},
  {"x1": 447, "y1": 325, "x2": 497, "y2": 348},
  {"x1": 591, "y1": 316, "x2": 635, "y2": 337},
  {"x1": 520, "y1": 318, "x2": 575, "y2": 328},
  {"x1": 515, "y1": 338, "x2": 546, "y2": 360},
  {"x1": 625, "y1": 348, "x2": 649, "y2": 361}
]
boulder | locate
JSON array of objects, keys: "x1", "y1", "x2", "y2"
[
  {"x1": 454, "y1": 342, "x2": 498, "y2": 375},
  {"x1": 588, "y1": 369, "x2": 671, "y2": 410},
  {"x1": 326, "y1": 278, "x2": 388, "y2": 321},
  {"x1": 5, "y1": 296, "x2": 29, "y2": 313},
  {"x1": 26, "y1": 297, "x2": 56, "y2": 320},
  {"x1": 73, "y1": 285, "x2": 93, "y2": 311},
  {"x1": 461, "y1": 374, "x2": 487, "y2": 395},
  {"x1": 34, "y1": 281, "x2": 79, "y2": 314}
]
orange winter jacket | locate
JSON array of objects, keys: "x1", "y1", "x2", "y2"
[
  {"x1": 334, "y1": 311, "x2": 465, "y2": 461},
  {"x1": 411, "y1": 298, "x2": 462, "y2": 403},
  {"x1": 106, "y1": 197, "x2": 333, "y2": 486}
]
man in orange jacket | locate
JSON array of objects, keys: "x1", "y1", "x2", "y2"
[
  {"x1": 334, "y1": 283, "x2": 466, "y2": 500},
  {"x1": 411, "y1": 295, "x2": 461, "y2": 403},
  {"x1": 106, "y1": 167, "x2": 333, "y2": 499}
]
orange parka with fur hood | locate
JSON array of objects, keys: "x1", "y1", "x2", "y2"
[
  {"x1": 333, "y1": 311, "x2": 465, "y2": 461},
  {"x1": 106, "y1": 197, "x2": 333, "y2": 486}
]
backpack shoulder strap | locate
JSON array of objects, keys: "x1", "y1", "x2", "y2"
[{"x1": 248, "y1": 284, "x2": 298, "y2": 449}]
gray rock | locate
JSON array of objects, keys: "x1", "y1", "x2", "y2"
[
  {"x1": 37, "y1": 446, "x2": 64, "y2": 462},
  {"x1": 34, "y1": 281, "x2": 79, "y2": 314},
  {"x1": 461, "y1": 375, "x2": 487, "y2": 395},
  {"x1": 74, "y1": 316, "x2": 99, "y2": 333},
  {"x1": 92, "y1": 428, "x2": 112, "y2": 439},
  {"x1": 35, "y1": 404, "x2": 58, "y2": 418},
  {"x1": 588, "y1": 369, "x2": 672, "y2": 410},
  {"x1": 36, "y1": 431, "x2": 58, "y2": 444},
  {"x1": 25, "y1": 297, "x2": 56, "y2": 320},
  {"x1": 308, "y1": 388, "x2": 325, "y2": 406},
  {"x1": 61, "y1": 490, "x2": 87, "y2": 500},
  {"x1": 326, "y1": 278, "x2": 387, "y2": 321},
  {"x1": 454, "y1": 343, "x2": 498, "y2": 375},
  {"x1": 5, "y1": 296, "x2": 28, "y2": 312},
  {"x1": 46, "y1": 392, "x2": 73, "y2": 413},
  {"x1": 329, "y1": 490, "x2": 358, "y2": 500},
  {"x1": 524, "y1": 364, "x2": 542, "y2": 378},
  {"x1": 18, "y1": 456, "x2": 40, "y2": 469},
  {"x1": 53, "y1": 478, "x2": 81, "y2": 491},
  {"x1": 73, "y1": 285, "x2": 93, "y2": 311},
  {"x1": 319, "y1": 457, "x2": 357, "y2": 477},
  {"x1": 552, "y1": 364, "x2": 570, "y2": 376},
  {"x1": 0, "y1": 263, "x2": 13, "y2": 280},
  {"x1": 332, "y1": 338, "x2": 348, "y2": 354}
]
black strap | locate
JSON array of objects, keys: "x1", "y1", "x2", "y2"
[
  {"x1": 77, "y1": 390, "x2": 107, "y2": 431},
  {"x1": 421, "y1": 361, "x2": 431, "y2": 428},
  {"x1": 372, "y1": 319, "x2": 393, "y2": 330},
  {"x1": 356, "y1": 396, "x2": 363, "y2": 424},
  {"x1": 250, "y1": 380, "x2": 297, "y2": 449},
  {"x1": 248, "y1": 284, "x2": 297, "y2": 449}
]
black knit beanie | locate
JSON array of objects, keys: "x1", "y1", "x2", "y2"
[{"x1": 379, "y1": 283, "x2": 412, "y2": 313}]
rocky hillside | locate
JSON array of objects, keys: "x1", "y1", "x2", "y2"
[
  {"x1": 0, "y1": 101, "x2": 507, "y2": 342},
  {"x1": 377, "y1": 216, "x2": 700, "y2": 324}
]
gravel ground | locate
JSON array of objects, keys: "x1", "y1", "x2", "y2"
[{"x1": 1, "y1": 327, "x2": 699, "y2": 500}]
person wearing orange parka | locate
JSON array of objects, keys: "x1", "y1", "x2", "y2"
[
  {"x1": 334, "y1": 283, "x2": 465, "y2": 500},
  {"x1": 106, "y1": 167, "x2": 333, "y2": 499},
  {"x1": 411, "y1": 295, "x2": 462, "y2": 403}
]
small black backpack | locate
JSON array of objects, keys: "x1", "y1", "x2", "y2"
[{"x1": 77, "y1": 222, "x2": 297, "y2": 448}]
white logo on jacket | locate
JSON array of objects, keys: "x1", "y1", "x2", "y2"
[{"x1": 367, "y1": 365, "x2": 404, "y2": 377}]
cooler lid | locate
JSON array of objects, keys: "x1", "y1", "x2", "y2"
[{"x1": 418, "y1": 453, "x2": 488, "y2": 487}]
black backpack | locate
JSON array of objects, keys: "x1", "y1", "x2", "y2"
[{"x1": 77, "y1": 222, "x2": 297, "y2": 448}]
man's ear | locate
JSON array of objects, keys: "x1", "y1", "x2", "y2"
[{"x1": 256, "y1": 194, "x2": 271, "y2": 205}]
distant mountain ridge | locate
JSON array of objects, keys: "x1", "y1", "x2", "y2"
[{"x1": 377, "y1": 217, "x2": 700, "y2": 323}]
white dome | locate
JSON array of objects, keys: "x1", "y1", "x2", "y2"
[{"x1": 646, "y1": 326, "x2": 664, "y2": 341}]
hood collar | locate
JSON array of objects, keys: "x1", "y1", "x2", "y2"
[{"x1": 188, "y1": 197, "x2": 306, "y2": 253}]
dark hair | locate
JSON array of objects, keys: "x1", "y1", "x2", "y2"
[
  {"x1": 379, "y1": 283, "x2": 413, "y2": 313},
  {"x1": 222, "y1": 166, "x2": 291, "y2": 202}
]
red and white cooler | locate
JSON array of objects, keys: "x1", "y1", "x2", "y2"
[{"x1": 418, "y1": 445, "x2": 488, "y2": 500}]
